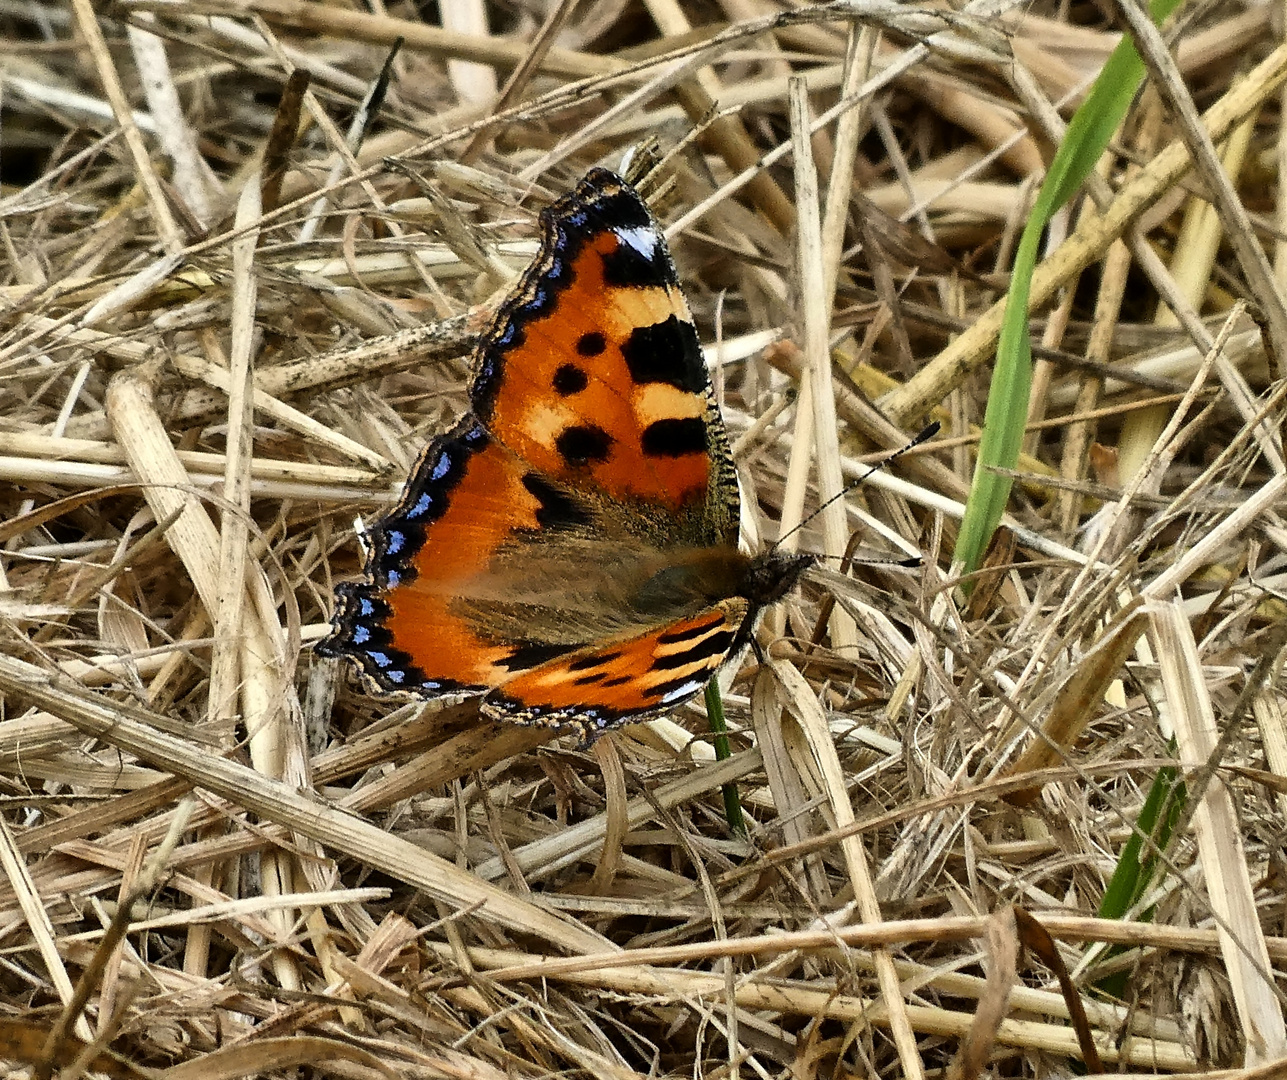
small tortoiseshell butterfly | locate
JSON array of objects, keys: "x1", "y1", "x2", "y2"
[{"x1": 320, "y1": 169, "x2": 810, "y2": 740}]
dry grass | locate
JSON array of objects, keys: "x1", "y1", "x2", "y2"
[{"x1": 1, "y1": 0, "x2": 1287, "y2": 1077}]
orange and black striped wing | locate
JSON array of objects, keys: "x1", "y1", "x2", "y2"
[
  {"x1": 481, "y1": 601, "x2": 748, "y2": 738},
  {"x1": 321, "y1": 170, "x2": 757, "y2": 732}
]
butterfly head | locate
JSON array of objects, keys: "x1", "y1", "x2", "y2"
[{"x1": 739, "y1": 550, "x2": 813, "y2": 608}]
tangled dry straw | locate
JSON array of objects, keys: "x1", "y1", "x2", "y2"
[{"x1": 2, "y1": 0, "x2": 1287, "y2": 1077}]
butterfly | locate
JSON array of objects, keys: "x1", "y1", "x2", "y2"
[{"x1": 319, "y1": 168, "x2": 811, "y2": 741}]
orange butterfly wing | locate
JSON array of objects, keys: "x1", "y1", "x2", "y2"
[
  {"x1": 470, "y1": 170, "x2": 737, "y2": 538},
  {"x1": 322, "y1": 170, "x2": 808, "y2": 733},
  {"x1": 483, "y1": 603, "x2": 747, "y2": 739},
  {"x1": 321, "y1": 422, "x2": 515, "y2": 692}
]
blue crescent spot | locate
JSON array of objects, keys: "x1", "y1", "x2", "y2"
[
  {"x1": 369, "y1": 651, "x2": 393, "y2": 668},
  {"x1": 386, "y1": 530, "x2": 403, "y2": 554},
  {"x1": 358, "y1": 598, "x2": 375, "y2": 616},
  {"x1": 387, "y1": 669, "x2": 405, "y2": 684},
  {"x1": 386, "y1": 569, "x2": 401, "y2": 585},
  {"x1": 431, "y1": 451, "x2": 452, "y2": 480},
  {"x1": 409, "y1": 493, "x2": 433, "y2": 519},
  {"x1": 353, "y1": 626, "x2": 369, "y2": 644},
  {"x1": 422, "y1": 680, "x2": 442, "y2": 690}
]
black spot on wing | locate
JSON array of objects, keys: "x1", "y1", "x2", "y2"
[
  {"x1": 519, "y1": 472, "x2": 594, "y2": 530},
  {"x1": 568, "y1": 650, "x2": 623, "y2": 671},
  {"x1": 576, "y1": 331, "x2": 606, "y2": 356},
  {"x1": 503, "y1": 641, "x2": 576, "y2": 672},
  {"x1": 556, "y1": 424, "x2": 613, "y2": 466},
  {"x1": 620, "y1": 316, "x2": 705, "y2": 393},
  {"x1": 642, "y1": 417, "x2": 707, "y2": 458},
  {"x1": 552, "y1": 364, "x2": 588, "y2": 395},
  {"x1": 601, "y1": 675, "x2": 633, "y2": 687}
]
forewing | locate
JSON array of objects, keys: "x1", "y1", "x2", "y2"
[
  {"x1": 471, "y1": 169, "x2": 738, "y2": 543},
  {"x1": 481, "y1": 600, "x2": 748, "y2": 737}
]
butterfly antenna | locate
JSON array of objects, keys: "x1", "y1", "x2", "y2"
[{"x1": 774, "y1": 421, "x2": 940, "y2": 552}]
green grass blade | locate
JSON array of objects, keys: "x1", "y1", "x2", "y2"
[
  {"x1": 704, "y1": 678, "x2": 746, "y2": 836},
  {"x1": 954, "y1": 0, "x2": 1184, "y2": 579},
  {"x1": 1094, "y1": 757, "x2": 1186, "y2": 997}
]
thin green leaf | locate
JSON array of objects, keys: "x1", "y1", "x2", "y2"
[
  {"x1": 955, "y1": 0, "x2": 1184, "y2": 579},
  {"x1": 1094, "y1": 759, "x2": 1186, "y2": 997},
  {"x1": 704, "y1": 678, "x2": 746, "y2": 836}
]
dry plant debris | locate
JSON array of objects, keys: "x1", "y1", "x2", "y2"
[{"x1": 1, "y1": 0, "x2": 1287, "y2": 1077}]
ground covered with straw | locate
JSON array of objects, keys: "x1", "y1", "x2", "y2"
[{"x1": 2, "y1": 0, "x2": 1287, "y2": 1077}]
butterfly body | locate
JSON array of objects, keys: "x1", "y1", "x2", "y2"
[{"x1": 321, "y1": 169, "x2": 809, "y2": 739}]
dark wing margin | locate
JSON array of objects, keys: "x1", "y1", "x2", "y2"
[{"x1": 317, "y1": 418, "x2": 494, "y2": 695}]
